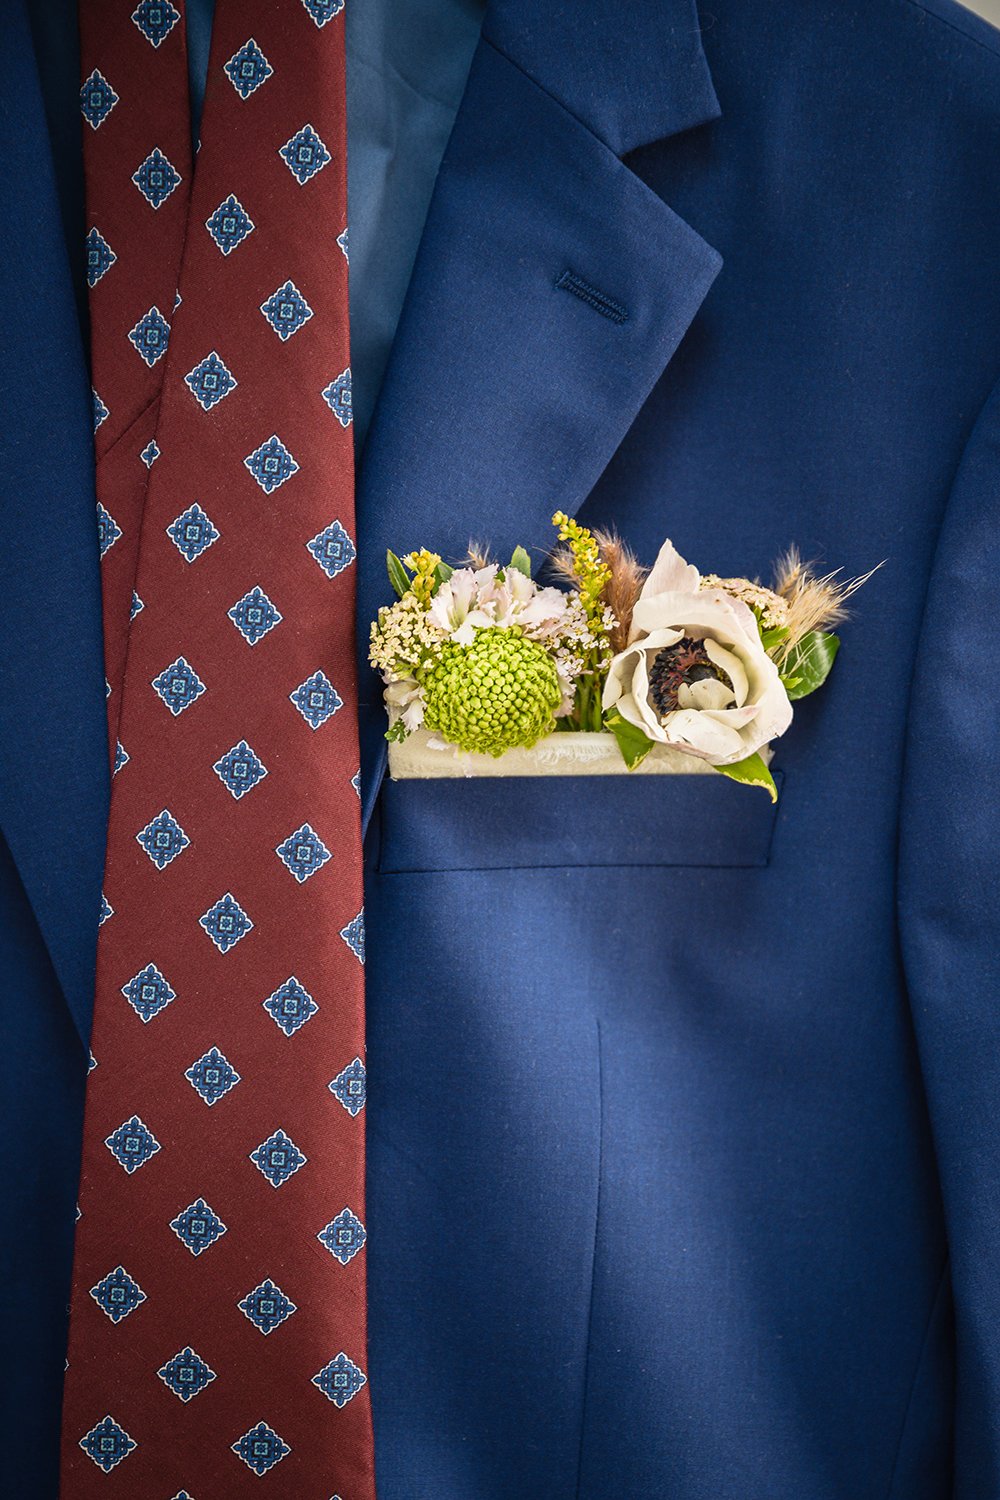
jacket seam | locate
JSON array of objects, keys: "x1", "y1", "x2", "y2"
[
  {"x1": 574, "y1": 1018, "x2": 604, "y2": 1500},
  {"x1": 893, "y1": 367, "x2": 1000, "y2": 931},
  {"x1": 884, "y1": 1257, "x2": 951, "y2": 1500}
]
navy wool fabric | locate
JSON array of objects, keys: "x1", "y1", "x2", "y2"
[{"x1": 2, "y1": 1, "x2": 1000, "y2": 1496}]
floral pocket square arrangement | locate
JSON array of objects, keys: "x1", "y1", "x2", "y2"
[{"x1": 370, "y1": 514, "x2": 873, "y2": 799}]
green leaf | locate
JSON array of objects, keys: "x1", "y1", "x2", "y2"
[
  {"x1": 604, "y1": 707, "x2": 655, "y2": 769},
  {"x1": 716, "y1": 752, "x2": 778, "y2": 802},
  {"x1": 760, "y1": 624, "x2": 789, "y2": 654},
  {"x1": 432, "y1": 560, "x2": 453, "y2": 594},
  {"x1": 386, "y1": 550, "x2": 411, "y2": 599},
  {"x1": 509, "y1": 545, "x2": 532, "y2": 580},
  {"x1": 782, "y1": 630, "x2": 840, "y2": 700}
]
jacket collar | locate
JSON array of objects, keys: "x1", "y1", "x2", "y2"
[
  {"x1": 484, "y1": 0, "x2": 720, "y2": 154},
  {"x1": 355, "y1": 0, "x2": 722, "y2": 833}
]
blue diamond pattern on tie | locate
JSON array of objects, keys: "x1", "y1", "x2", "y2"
[
  {"x1": 301, "y1": 0, "x2": 346, "y2": 27},
  {"x1": 89, "y1": 1265, "x2": 147, "y2": 1324},
  {"x1": 130, "y1": 590, "x2": 144, "y2": 619},
  {"x1": 260, "y1": 280, "x2": 314, "y2": 341},
  {"x1": 307, "y1": 518, "x2": 356, "y2": 578},
  {"x1": 232, "y1": 1423, "x2": 290, "y2": 1476},
  {"x1": 321, "y1": 368, "x2": 352, "y2": 428},
  {"x1": 170, "y1": 1198, "x2": 227, "y2": 1256},
  {"x1": 99, "y1": 892, "x2": 114, "y2": 924},
  {"x1": 157, "y1": 1347, "x2": 217, "y2": 1402},
  {"x1": 250, "y1": 1129, "x2": 307, "y2": 1187},
  {"x1": 136, "y1": 809, "x2": 190, "y2": 870},
  {"x1": 199, "y1": 892, "x2": 253, "y2": 953},
  {"x1": 185, "y1": 1047, "x2": 241, "y2": 1106},
  {"x1": 337, "y1": 225, "x2": 349, "y2": 261},
  {"x1": 139, "y1": 439, "x2": 160, "y2": 467},
  {"x1": 121, "y1": 963, "x2": 176, "y2": 1023},
  {"x1": 289, "y1": 670, "x2": 343, "y2": 729},
  {"x1": 275, "y1": 824, "x2": 331, "y2": 883},
  {"x1": 238, "y1": 1279, "x2": 298, "y2": 1335},
  {"x1": 113, "y1": 740, "x2": 129, "y2": 775},
  {"x1": 105, "y1": 1115, "x2": 161, "y2": 1174},
  {"x1": 185, "y1": 350, "x2": 238, "y2": 410},
  {"x1": 311, "y1": 1352, "x2": 367, "y2": 1407},
  {"x1": 244, "y1": 434, "x2": 299, "y2": 493},
  {"x1": 152, "y1": 657, "x2": 206, "y2": 715},
  {"x1": 128, "y1": 306, "x2": 171, "y2": 366},
  {"x1": 228, "y1": 585, "x2": 283, "y2": 645},
  {"x1": 317, "y1": 1207, "x2": 367, "y2": 1265},
  {"x1": 93, "y1": 388, "x2": 109, "y2": 431},
  {"x1": 206, "y1": 193, "x2": 255, "y2": 254},
  {"x1": 351, "y1": 767, "x2": 361, "y2": 797},
  {"x1": 85, "y1": 227, "x2": 116, "y2": 286},
  {"x1": 131, "y1": 0, "x2": 180, "y2": 46},
  {"x1": 80, "y1": 70, "x2": 119, "y2": 129},
  {"x1": 340, "y1": 911, "x2": 365, "y2": 964},
  {"x1": 214, "y1": 740, "x2": 268, "y2": 799},
  {"x1": 263, "y1": 976, "x2": 318, "y2": 1037},
  {"x1": 132, "y1": 147, "x2": 182, "y2": 209},
  {"x1": 225, "y1": 38, "x2": 274, "y2": 98},
  {"x1": 279, "y1": 124, "x2": 331, "y2": 186},
  {"x1": 329, "y1": 1057, "x2": 366, "y2": 1117},
  {"x1": 79, "y1": 1416, "x2": 136, "y2": 1472},
  {"x1": 166, "y1": 502, "x2": 220, "y2": 562},
  {"x1": 97, "y1": 503, "x2": 122, "y2": 557}
]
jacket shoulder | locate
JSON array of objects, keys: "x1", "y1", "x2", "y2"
[{"x1": 904, "y1": 0, "x2": 1000, "y2": 55}]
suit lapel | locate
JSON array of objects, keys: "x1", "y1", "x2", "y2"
[
  {"x1": 0, "y1": 0, "x2": 109, "y2": 1048},
  {"x1": 356, "y1": 0, "x2": 723, "y2": 832}
]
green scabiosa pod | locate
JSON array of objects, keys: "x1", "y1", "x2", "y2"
[{"x1": 422, "y1": 627, "x2": 562, "y2": 756}]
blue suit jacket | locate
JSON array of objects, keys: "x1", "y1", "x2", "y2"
[{"x1": 3, "y1": 0, "x2": 1000, "y2": 1494}]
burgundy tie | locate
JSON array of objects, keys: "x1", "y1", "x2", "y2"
[{"x1": 62, "y1": 2, "x2": 375, "y2": 1493}]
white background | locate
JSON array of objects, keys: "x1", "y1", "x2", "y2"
[{"x1": 961, "y1": 0, "x2": 1000, "y2": 27}]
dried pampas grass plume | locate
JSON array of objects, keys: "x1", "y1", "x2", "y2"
[
  {"x1": 772, "y1": 548, "x2": 881, "y2": 662},
  {"x1": 548, "y1": 527, "x2": 647, "y2": 651},
  {"x1": 547, "y1": 542, "x2": 580, "y2": 589},
  {"x1": 463, "y1": 540, "x2": 494, "y2": 570},
  {"x1": 592, "y1": 529, "x2": 648, "y2": 652}
]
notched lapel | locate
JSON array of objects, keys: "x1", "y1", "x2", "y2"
[
  {"x1": 356, "y1": 8, "x2": 722, "y2": 831},
  {"x1": 486, "y1": 0, "x2": 721, "y2": 154}
]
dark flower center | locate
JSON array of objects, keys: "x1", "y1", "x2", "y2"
[{"x1": 647, "y1": 637, "x2": 724, "y2": 719}]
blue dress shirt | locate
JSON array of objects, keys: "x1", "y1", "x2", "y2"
[{"x1": 187, "y1": 0, "x2": 485, "y2": 445}]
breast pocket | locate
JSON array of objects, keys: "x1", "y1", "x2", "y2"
[{"x1": 377, "y1": 767, "x2": 783, "y2": 873}]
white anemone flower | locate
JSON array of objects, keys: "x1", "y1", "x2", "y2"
[{"x1": 602, "y1": 539, "x2": 793, "y2": 765}]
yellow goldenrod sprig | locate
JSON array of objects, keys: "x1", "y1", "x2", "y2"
[
  {"x1": 551, "y1": 512, "x2": 615, "y2": 731},
  {"x1": 403, "y1": 548, "x2": 443, "y2": 608},
  {"x1": 551, "y1": 512, "x2": 611, "y2": 625}
]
